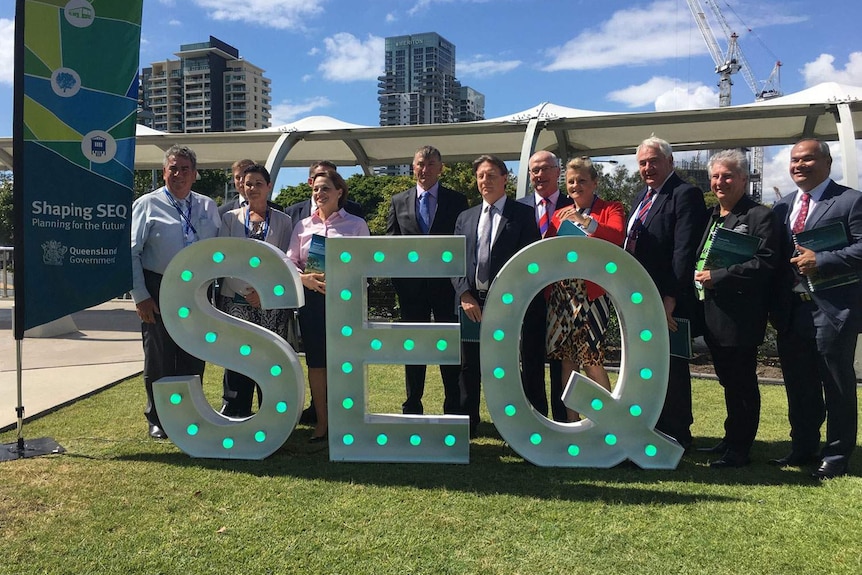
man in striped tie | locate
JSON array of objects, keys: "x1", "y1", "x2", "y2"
[
  {"x1": 626, "y1": 136, "x2": 707, "y2": 451},
  {"x1": 517, "y1": 151, "x2": 573, "y2": 421}
]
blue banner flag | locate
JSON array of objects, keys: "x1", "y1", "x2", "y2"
[{"x1": 13, "y1": 0, "x2": 144, "y2": 337}]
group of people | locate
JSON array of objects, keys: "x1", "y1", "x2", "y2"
[{"x1": 131, "y1": 136, "x2": 861, "y2": 480}]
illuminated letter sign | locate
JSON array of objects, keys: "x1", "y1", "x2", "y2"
[
  {"x1": 154, "y1": 236, "x2": 682, "y2": 469},
  {"x1": 479, "y1": 237, "x2": 682, "y2": 469},
  {"x1": 154, "y1": 238, "x2": 306, "y2": 459},
  {"x1": 324, "y1": 236, "x2": 470, "y2": 463}
]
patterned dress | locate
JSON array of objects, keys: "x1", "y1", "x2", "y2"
[{"x1": 546, "y1": 278, "x2": 606, "y2": 368}]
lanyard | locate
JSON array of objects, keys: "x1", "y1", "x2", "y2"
[
  {"x1": 244, "y1": 206, "x2": 271, "y2": 240},
  {"x1": 164, "y1": 189, "x2": 197, "y2": 244}
]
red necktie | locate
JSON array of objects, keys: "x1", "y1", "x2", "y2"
[
  {"x1": 625, "y1": 188, "x2": 656, "y2": 254},
  {"x1": 792, "y1": 192, "x2": 810, "y2": 235},
  {"x1": 538, "y1": 198, "x2": 550, "y2": 236}
]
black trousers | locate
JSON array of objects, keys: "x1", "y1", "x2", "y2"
[
  {"x1": 398, "y1": 283, "x2": 461, "y2": 415},
  {"x1": 655, "y1": 355, "x2": 693, "y2": 447},
  {"x1": 777, "y1": 324, "x2": 858, "y2": 462},
  {"x1": 706, "y1": 340, "x2": 760, "y2": 455},
  {"x1": 141, "y1": 270, "x2": 205, "y2": 427},
  {"x1": 458, "y1": 291, "x2": 548, "y2": 433}
]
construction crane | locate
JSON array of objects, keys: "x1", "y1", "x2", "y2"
[{"x1": 685, "y1": 0, "x2": 782, "y2": 202}]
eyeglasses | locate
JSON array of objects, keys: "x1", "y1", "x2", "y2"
[{"x1": 530, "y1": 165, "x2": 558, "y2": 175}]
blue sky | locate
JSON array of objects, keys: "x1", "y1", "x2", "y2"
[{"x1": 1, "y1": 0, "x2": 860, "y2": 197}]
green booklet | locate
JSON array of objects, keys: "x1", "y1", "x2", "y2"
[
  {"x1": 459, "y1": 308, "x2": 481, "y2": 343},
  {"x1": 703, "y1": 226, "x2": 761, "y2": 269},
  {"x1": 669, "y1": 317, "x2": 692, "y2": 359},
  {"x1": 304, "y1": 234, "x2": 325, "y2": 274},
  {"x1": 794, "y1": 221, "x2": 861, "y2": 291}
]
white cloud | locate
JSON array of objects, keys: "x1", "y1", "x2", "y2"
[
  {"x1": 0, "y1": 19, "x2": 13, "y2": 86},
  {"x1": 458, "y1": 58, "x2": 521, "y2": 78},
  {"x1": 269, "y1": 96, "x2": 332, "y2": 125},
  {"x1": 407, "y1": 0, "x2": 490, "y2": 17},
  {"x1": 192, "y1": 0, "x2": 325, "y2": 30},
  {"x1": 385, "y1": 13, "x2": 397, "y2": 23},
  {"x1": 608, "y1": 76, "x2": 718, "y2": 110},
  {"x1": 654, "y1": 85, "x2": 718, "y2": 111},
  {"x1": 801, "y1": 52, "x2": 862, "y2": 87},
  {"x1": 543, "y1": 1, "x2": 703, "y2": 71},
  {"x1": 318, "y1": 33, "x2": 384, "y2": 82},
  {"x1": 307, "y1": 47, "x2": 320, "y2": 56},
  {"x1": 168, "y1": 19, "x2": 181, "y2": 27}
]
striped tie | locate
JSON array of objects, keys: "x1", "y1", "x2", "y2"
[
  {"x1": 538, "y1": 198, "x2": 549, "y2": 236},
  {"x1": 625, "y1": 188, "x2": 656, "y2": 254}
]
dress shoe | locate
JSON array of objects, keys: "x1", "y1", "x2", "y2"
[
  {"x1": 709, "y1": 450, "x2": 750, "y2": 468},
  {"x1": 148, "y1": 424, "x2": 168, "y2": 439},
  {"x1": 697, "y1": 440, "x2": 728, "y2": 454},
  {"x1": 768, "y1": 452, "x2": 817, "y2": 467},
  {"x1": 811, "y1": 460, "x2": 848, "y2": 480},
  {"x1": 308, "y1": 433, "x2": 328, "y2": 444},
  {"x1": 300, "y1": 406, "x2": 318, "y2": 424}
]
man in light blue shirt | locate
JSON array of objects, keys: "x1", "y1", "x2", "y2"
[{"x1": 130, "y1": 144, "x2": 220, "y2": 439}]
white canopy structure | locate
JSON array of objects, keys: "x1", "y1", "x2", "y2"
[{"x1": 2, "y1": 82, "x2": 859, "y2": 196}]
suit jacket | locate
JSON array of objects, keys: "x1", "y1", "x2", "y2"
[
  {"x1": 629, "y1": 172, "x2": 707, "y2": 331},
  {"x1": 284, "y1": 198, "x2": 365, "y2": 223},
  {"x1": 771, "y1": 179, "x2": 862, "y2": 342},
  {"x1": 517, "y1": 191, "x2": 573, "y2": 235},
  {"x1": 452, "y1": 198, "x2": 541, "y2": 305},
  {"x1": 547, "y1": 196, "x2": 625, "y2": 301},
  {"x1": 387, "y1": 184, "x2": 468, "y2": 299},
  {"x1": 696, "y1": 195, "x2": 780, "y2": 347}
]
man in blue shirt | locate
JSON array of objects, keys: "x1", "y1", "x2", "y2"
[{"x1": 130, "y1": 145, "x2": 221, "y2": 439}]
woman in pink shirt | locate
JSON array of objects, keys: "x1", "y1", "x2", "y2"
[{"x1": 287, "y1": 170, "x2": 369, "y2": 442}]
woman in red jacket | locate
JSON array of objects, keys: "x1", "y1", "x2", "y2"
[{"x1": 546, "y1": 157, "x2": 626, "y2": 421}]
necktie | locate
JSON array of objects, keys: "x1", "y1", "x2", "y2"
[
  {"x1": 418, "y1": 192, "x2": 431, "y2": 234},
  {"x1": 476, "y1": 205, "x2": 495, "y2": 286},
  {"x1": 538, "y1": 198, "x2": 550, "y2": 236},
  {"x1": 625, "y1": 188, "x2": 656, "y2": 254},
  {"x1": 792, "y1": 192, "x2": 811, "y2": 235}
]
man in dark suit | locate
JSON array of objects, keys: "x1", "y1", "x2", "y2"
[
  {"x1": 517, "y1": 150, "x2": 573, "y2": 421},
  {"x1": 625, "y1": 136, "x2": 707, "y2": 449},
  {"x1": 387, "y1": 146, "x2": 468, "y2": 414},
  {"x1": 770, "y1": 139, "x2": 862, "y2": 480},
  {"x1": 453, "y1": 155, "x2": 542, "y2": 437},
  {"x1": 694, "y1": 150, "x2": 780, "y2": 468},
  {"x1": 283, "y1": 160, "x2": 365, "y2": 223}
]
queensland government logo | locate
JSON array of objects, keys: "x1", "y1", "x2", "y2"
[{"x1": 42, "y1": 240, "x2": 67, "y2": 266}]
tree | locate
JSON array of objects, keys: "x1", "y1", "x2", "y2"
[
  {"x1": 133, "y1": 168, "x2": 230, "y2": 203},
  {"x1": 596, "y1": 164, "x2": 642, "y2": 209}
]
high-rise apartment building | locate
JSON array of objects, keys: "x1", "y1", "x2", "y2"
[
  {"x1": 139, "y1": 36, "x2": 271, "y2": 133},
  {"x1": 377, "y1": 32, "x2": 484, "y2": 127}
]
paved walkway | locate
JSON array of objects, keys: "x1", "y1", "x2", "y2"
[{"x1": 0, "y1": 298, "x2": 143, "y2": 432}]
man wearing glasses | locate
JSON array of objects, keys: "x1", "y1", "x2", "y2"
[
  {"x1": 517, "y1": 150, "x2": 573, "y2": 421},
  {"x1": 130, "y1": 145, "x2": 221, "y2": 439}
]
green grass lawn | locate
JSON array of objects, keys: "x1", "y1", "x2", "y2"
[{"x1": 1, "y1": 365, "x2": 860, "y2": 575}]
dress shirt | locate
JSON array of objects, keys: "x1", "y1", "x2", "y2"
[
  {"x1": 287, "y1": 208, "x2": 370, "y2": 272},
  {"x1": 130, "y1": 186, "x2": 220, "y2": 303},
  {"x1": 532, "y1": 190, "x2": 561, "y2": 225},
  {"x1": 475, "y1": 196, "x2": 508, "y2": 290},
  {"x1": 788, "y1": 178, "x2": 831, "y2": 230},
  {"x1": 416, "y1": 182, "x2": 439, "y2": 225},
  {"x1": 626, "y1": 172, "x2": 674, "y2": 235}
]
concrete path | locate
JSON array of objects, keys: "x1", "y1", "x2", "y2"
[{"x1": 0, "y1": 298, "x2": 143, "y2": 432}]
